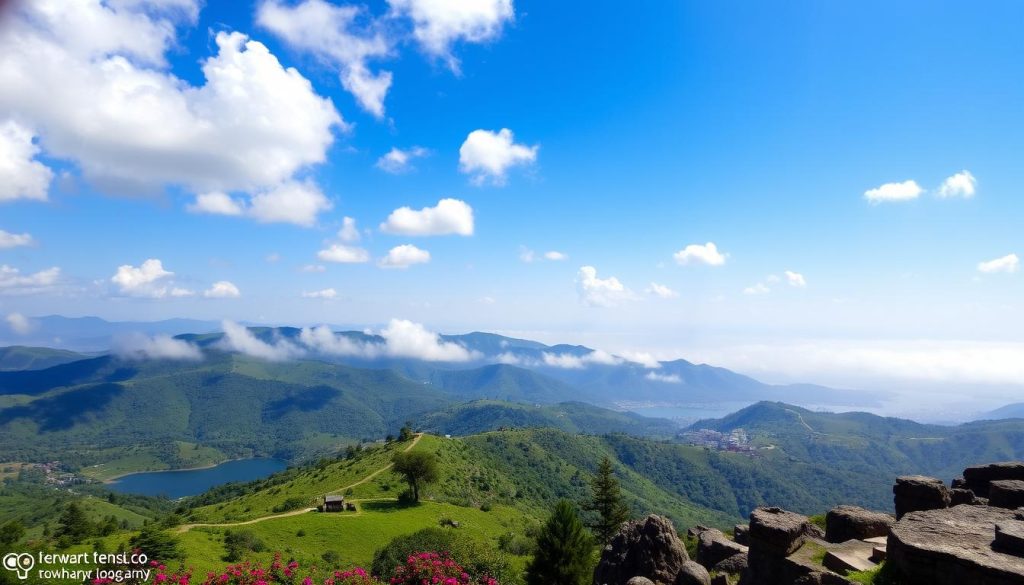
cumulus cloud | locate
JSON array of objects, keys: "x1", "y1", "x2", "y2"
[
  {"x1": 576, "y1": 266, "x2": 635, "y2": 307},
  {"x1": 188, "y1": 181, "x2": 333, "y2": 227},
  {"x1": 302, "y1": 288, "x2": 338, "y2": 299},
  {"x1": 376, "y1": 146, "x2": 429, "y2": 174},
  {"x1": 0, "y1": 265, "x2": 61, "y2": 295},
  {"x1": 543, "y1": 251, "x2": 567, "y2": 261},
  {"x1": 645, "y1": 371, "x2": 681, "y2": 383},
  {"x1": 978, "y1": 253, "x2": 1019, "y2": 274},
  {"x1": 318, "y1": 244, "x2": 371, "y2": 263},
  {"x1": 388, "y1": 0, "x2": 514, "y2": 72},
  {"x1": 110, "y1": 259, "x2": 189, "y2": 298},
  {"x1": 938, "y1": 170, "x2": 976, "y2": 198},
  {"x1": 784, "y1": 271, "x2": 807, "y2": 287},
  {"x1": 459, "y1": 129, "x2": 537, "y2": 186},
  {"x1": 219, "y1": 320, "x2": 305, "y2": 361},
  {"x1": 674, "y1": 242, "x2": 727, "y2": 266},
  {"x1": 257, "y1": 0, "x2": 393, "y2": 117},
  {"x1": 0, "y1": 2, "x2": 342, "y2": 223},
  {"x1": 379, "y1": 244, "x2": 430, "y2": 269},
  {"x1": 0, "y1": 230, "x2": 34, "y2": 249},
  {"x1": 113, "y1": 333, "x2": 203, "y2": 361},
  {"x1": 380, "y1": 198, "x2": 474, "y2": 236},
  {"x1": 5, "y1": 312, "x2": 34, "y2": 335},
  {"x1": 204, "y1": 280, "x2": 241, "y2": 298},
  {"x1": 646, "y1": 282, "x2": 678, "y2": 299},
  {"x1": 0, "y1": 120, "x2": 52, "y2": 202},
  {"x1": 743, "y1": 282, "x2": 770, "y2": 295},
  {"x1": 864, "y1": 180, "x2": 924, "y2": 203},
  {"x1": 187, "y1": 192, "x2": 245, "y2": 216},
  {"x1": 299, "y1": 319, "x2": 477, "y2": 362},
  {"x1": 542, "y1": 349, "x2": 623, "y2": 369},
  {"x1": 338, "y1": 217, "x2": 361, "y2": 242}
]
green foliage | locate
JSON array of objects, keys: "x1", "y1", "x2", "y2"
[
  {"x1": 392, "y1": 451, "x2": 439, "y2": 502},
  {"x1": 223, "y1": 529, "x2": 265, "y2": 562},
  {"x1": 271, "y1": 497, "x2": 308, "y2": 513},
  {"x1": 586, "y1": 456, "x2": 630, "y2": 544},
  {"x1": 129, "y1": 525, "x2": 182, "y2": 561},
  {"x1": 0, "y1": 520, "x2": 25, "y2": 545},
  {"x1": 371, "y1": 527, "x2": 514, "y2": 584},
  {"x1": 526, "y1": 500, "x2": 594, "y2": 585},
  {"x1": 808, "y1": 514, "x2": 827, "y2": 531},
  {"x1": 56, "y1": 501, "x2": 92, "y2": 544}
]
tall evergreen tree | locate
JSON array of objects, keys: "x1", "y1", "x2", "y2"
[
  {"x1": 526, "y1": 500, "x2": 594, "y2": 585},
  {"x1": 56, "y1": 502, "x2": 92, "y2": 543},
  {"x1": 587, "y1": 456, "x2": 631, "y2": 544}
]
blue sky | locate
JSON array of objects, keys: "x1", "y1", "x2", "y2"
[{"x1": 1, "y1": 0, "x2": 1022, "y2": 401}]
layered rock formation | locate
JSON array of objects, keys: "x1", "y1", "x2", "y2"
[
  {"x1": 594, "y1": 515, "x2": 691, "y2": 585},
  {"x1": 824, "y1": 505, "x2": 893, "y2": 543}
]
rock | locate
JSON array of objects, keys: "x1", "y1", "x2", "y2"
[
  {"x1": 824, "y1": 505, "x2": 894, "y2": 543},
  {"x1": 749, "y1": 507, "x2": 813, "y2": 556},
  {"x1": 953, "y1": 487, "x2": 982, "y2": 506},
  {"x1": 675, "y1": 560, "x2": 711, "y2": 585},
  {"x1": 594, "y1": 515, "x2": 689, "y2": 585},
  {"x1": 688, "y1": 525, "x2": 710, "y2": 538},
  {"x1": 893, "y1": 475, "x2": 951, "y2": 519},
  {"x1": 991, "y1": 481, "x2": 1024, "y2": 510},
  {"x1": 888, "y1": 504, "x2": 1024, "y2": 584},
  {"x1": 626, "y1": 578, "x2": 656, "y2": 585},
  {"x1": 710, "y1": 576, "x2": 728, "y2": 585},
  {"x1": 711, "y1": 551, "x2": 747, "y2": 574},
  {"x1": 995, "y1": 522, "x2": 1024, "y2": 557},
  {"x1": 696, "y1": 528, "x2": 747, "y2": 569},
  {"x1": 733, "y1": 524, "x2": 750, "y2": 545},
  {"x1": 953, "y1": 477, "x2": 968, "y2": 489},
  {"x1": 964, "y1": 463, "x2": 1024, "y2": 498}
]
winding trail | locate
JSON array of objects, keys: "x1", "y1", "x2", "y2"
[{"x1": 175, "y1": 433, "x2": 423, "y2": 533}]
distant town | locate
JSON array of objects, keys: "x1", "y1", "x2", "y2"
[{"x1": 678, "y1": 428, "x2": 755, "y2": 452}]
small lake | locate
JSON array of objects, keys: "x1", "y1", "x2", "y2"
[
  {"x1": 626, "y1": 402, "x2": 754, "y2": 426},
  {"x1": 107, "y1": 458, "x2": 288, "y2": 499}
]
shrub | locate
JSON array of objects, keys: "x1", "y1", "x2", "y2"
[{"x1": 371, "y1": 528, "x2": 510, "y2": 583}]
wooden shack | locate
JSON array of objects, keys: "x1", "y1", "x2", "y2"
[{"x1": 324, "y1": 495, "x2": 345, "y2": 512}]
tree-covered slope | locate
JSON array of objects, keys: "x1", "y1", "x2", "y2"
[{"x1": 0, "y1": 346, "x2": 87, "y2": 371}]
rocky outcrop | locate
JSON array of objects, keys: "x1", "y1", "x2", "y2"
[
  {"x1": 995, "y1": 522, "x2": 1024, "y2": 556},
  {"x1": 952, "y1": 487, "x2": 983, "y2": 505},
  {"x1": 888, "y1": 504, "x2": 1024, "y2": 585},
  {"x1": 696, "y1": 528, "x2": 748, "y2": 569},
  {"x1": 712, "y1": 551, "x2": 747, "y2": 574},
  {"x1": 824, "y1": 505, "x2": 894, "y2": 543},
  {"x1": 963, "y1": 463, "x2": 1024, "y2": 498},
  {"x1": 675, "y1": 561, "x2": 711, "y2": 585},
  {"x1": 733, "y1": 524, "x2": 750, "y2": 546},
  {"x1": 595, "y1": 515, "x2": 690, "y2": 585},
  {"x1": 749, "y1": 507, "x2": 813, "y2": 556},
  {"x1": 893, "y1": 475, "x2": 951, "y2": 519},
  {"x1": 742, "y1": 507, "x2": 855, "y2": 585},
  {"x1": 991, "y1": 481, "x2": 1024, "y2": 510}
]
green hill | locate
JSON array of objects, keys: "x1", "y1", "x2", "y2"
[{"x1": 0, "y1": 346, "x2": 87, "y2": 371}]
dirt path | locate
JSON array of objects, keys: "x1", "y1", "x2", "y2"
[
  {"x1": 175, "y1": 434, "x2": 424, "y2": 533},
  {"x1": 784, "y1": 408, "x2": 817, "y2": 433}
]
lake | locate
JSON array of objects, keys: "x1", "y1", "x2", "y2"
[{"x1": 107, "y1": 458, "x2": 288, "y2": 499}]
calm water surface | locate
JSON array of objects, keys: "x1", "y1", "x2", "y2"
[{"x1": 107, "y1": 458, "x2": 288, "y2": 499}]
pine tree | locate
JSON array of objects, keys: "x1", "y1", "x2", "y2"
[
  {"x1": 587, "y1": 456, "x2": 631, "y2": 544},
  {"x1": 526, "y1": 500, "x2": 594, "y2": 585},
  {"x1": 56, "y1": 502, "x2": 92, "y2": 543}
]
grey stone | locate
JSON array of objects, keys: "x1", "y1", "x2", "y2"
[
  {"x1": 824, "y1": 505, "x2": 894, "y2": 543},
  {"x1": 964, "y1": 462, "x2": 1024, "y2": 498},
  {"x1": 893, "y1": 475, "x2": 951, "y2": 519},
  {"x1": 625, "y1": 578, "x2": 656, "y2": 585},
  {"x1": 733, "y1": 524, "x2": 749, "y2": 546},
  {"x1": 696, "y1": 528, "x2": 747, "y2": 569},
  {"x1": 991, "y1": 481, "x2": 1024, "y2": 510},
  {"x1": 594, "y1": 515, "x2": 689, "y2": 585},
  {"x1": 995, "y1": 522, "x2": 1024, "y2": 557},
  {"x1": 675, "y1": 560, "x2": 711, "y2": 585},
  {"x1": 749, "y1": 507, "x2": 813, "y2": 556},
  {"x1": 711, "y1": 551, "x2": 747, "y2": 574}
]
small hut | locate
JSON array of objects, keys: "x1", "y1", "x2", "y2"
[{"x1": 324, "y1": 495, "x2": 345, "y2": 512}]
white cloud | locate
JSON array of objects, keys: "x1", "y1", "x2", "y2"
[
  {"x1": 0, "y1": 2, "x2": 342, "y2": 222},
  {"x1": 388, "y1": 0, "x2": 514, "y2": 72},
  {"x1": 299, "y1": 319, "x2": 477, "y2": 362},
  {"x1": 458, "y1": 128, "x2": 537, "y2": 186},
  {"x1": 379, "y1": 244, "x2": 430, "y2": 269},
  {"x1": 619, "y1": 351, "x2": 661, "y2": 369},
  {"x1": 784, "y1": 270, "x2": 807, "y2": 288},
  {"x1": 248, "y1": 181, "x2": 333, "y2": 227},
  {"x1": 111, "y1": 259, "x2": 173, "y2": 297},
  {"x1": 938, "y1": 170, "x2": 976, "y2": 199},
  {"x1": 0, "y1": 265, "x2": 60, "y2": 295},
  {"x1": 302, "y1": 288, "x2": 338, "y2": 299},
  {"x1": 300, "y1": 264, "x2": 327, "y2": 272},
  {"x1": 646, "y1": 282, "x2": 678, "y2": 299},
  {"x1": 113, "y1": 333, "x2": 202, "y2": 361},
  {"x1": 978, "y1": 253, "x2": 1019, "y2": 274},
  {"x1": 542, "y1": 349, "x2": 623, "y2": 369},
  {"x1": 576, "y1": 266, "x2": 635, "y2": 307},
  {"x1": 257, "y1": 0, "x2": 393, "y2": 118},
  {"x1": 674, "y1": 242, "x2": 727, "y2": 266},
  {"x1": 318, "y1": 244, "x2": 371, "y2": 263},
  {"x1": 543, "y1": 251, "x2": 567, "y2": 261},
  {"x1": 743, "y1": 282, "x2": 771, "y2": 295},
  {"x1": 5, "y1": 312, "x2": 34, "y2": 335},
  {"x1": 864, "y1": 180, "x2": 924, "y2": 203},
  {"x1": 0, "y1": 120, "x2": 52, "y2": 202},
  {"x1": 376, "y1": 146, "x2": 429, "y2": 174},
  {"x1": 219, "y1": 320, "x2": 305, "y2": 361},
  {"x1": 338, "y1": 217, "x2": 361, "y2": 242},
  {"x1": 380, "y1": 198, "x2": 474, "y2": 236},
  {"x1": 187, "y1": 192, "x2": 245, "y2": 216},
  {"x1": 204, "y1": 280, "x2": 241, "y2": 298},
  {"x1": 0, "y1": 230, "x2": 34, "y2": 249},
  {"x1": 645, "y1": 371, "x2": 681, "y2": 383}
]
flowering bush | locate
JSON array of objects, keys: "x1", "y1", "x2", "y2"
[{"x1": 389, "y1": 552, "x2": 498, "y2": 585}]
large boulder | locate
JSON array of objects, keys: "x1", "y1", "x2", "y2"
[
  {"x1": 626, "y1": 579, "x2": 656, "y2": 585},
  {"x1": 749, "y1": 507, "x2": 814, "y2": 556},
  {"x1": 888, "y1": 504, "x2": 1024, "y2": 584},
  {"x1": 964, "y1": 463, "x2": 1024, "y2": 498},
  {"x1": 594, "y1": 515, "x2": 689, "y2": 585},
  {"x1": 674, "y1": 561, "x2": 710, "y2": 585},
  {"x1": 990, "y1": 481, "x2": 1024, "y2": 510},
  {"x1": 893, "y1": 475, "x2": 951, "y2": 519},
  {"x1": 696, "y1": 528, "x2": 747, "y2": 569},
  {"x1": 733, "y1": 524, "x2": 750, "y2": 545},
  {"x1": 711, "y1": 551, "x2": 747, "y2": 575},
  {"x1": 995, "y1": 522, "x2": 1024, "y2": 557},
  {"x1": 824, "y1": 505, "x2": 894, "y2": 543}
]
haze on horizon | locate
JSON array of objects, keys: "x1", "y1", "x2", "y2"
[{"x1": 1, "y1": 0, "x2": 1022, "y2": 416}]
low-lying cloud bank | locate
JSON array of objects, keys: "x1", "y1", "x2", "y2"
[
  {"x1": 113, "y1": 333, "x2": 203, "y2": 361},
  {"x1": 300, "y1": 319, "x2": 480, "y2": 362}
]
